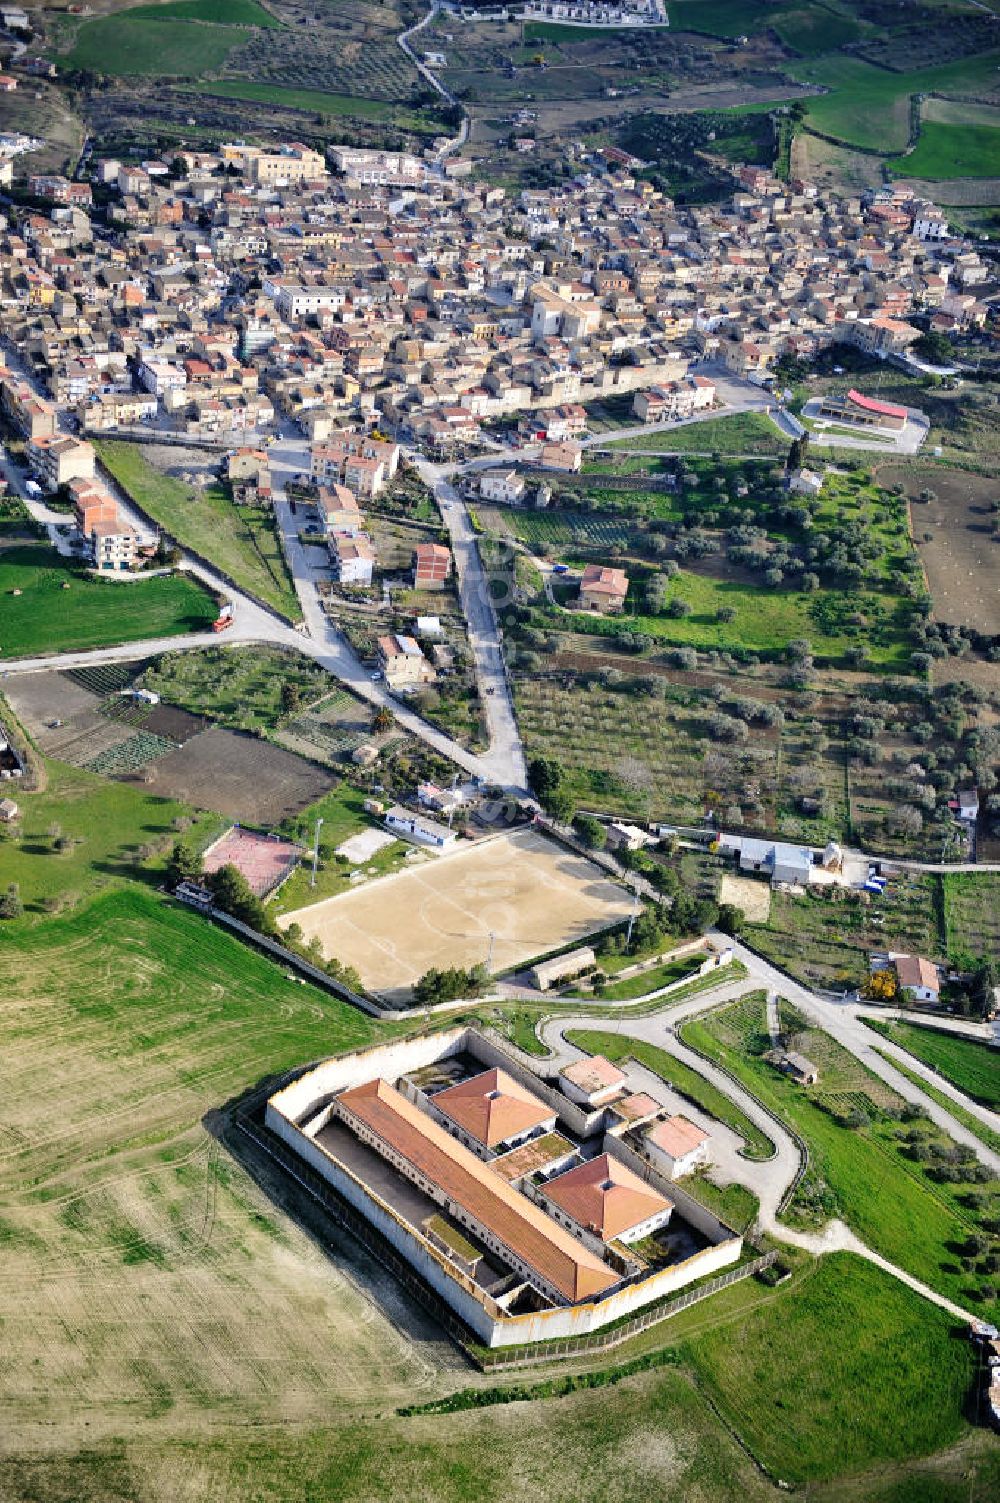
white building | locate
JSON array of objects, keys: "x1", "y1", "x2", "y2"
[
  {"x1": 479, "y1": 468, "x2": 525, "y2": 504},
  {"x1": 384, "y1": 805, "x2": 458, "y2": 850},
  {"x1": 646, "y1": 1116, "x2": 711, "y2": 1179},
  {"x1": 559, "y1": 1054, "x2": 626, "y2": 1107}
]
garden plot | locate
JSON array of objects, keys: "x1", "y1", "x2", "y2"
[
  {"x1": 279, "y1": 827, "x2": 634, "y2": 1002},
  {"x1": 137, "y1": 724, "x2": 334, "y2": 823}
]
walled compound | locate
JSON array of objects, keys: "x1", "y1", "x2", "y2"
[{"x1": 265, "y1": 1026, "x2": 743, "y2": 1347}]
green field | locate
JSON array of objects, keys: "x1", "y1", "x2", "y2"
[
  {"x1": 891, "y1": 121, "x2": 1000, "y2": 179},
  {"x1": 189, "y1": 79, "x2": 436, "y2": 129},
  {"x1": 568, "y1": 1028, "x2": 775, "y2": 1160},
  {"x1": 0, "y1": 757, "x2": 222, "y2": 914},
  {"x1": 791, "y1": 51, "x2": 1000, "y2": 153},
  {"x1": 65, "y1": 17, "x2": 249, "y2": 76},
  {"x1": 591, "y1": 953, "x2": 701, "y2": 1000},
  {"x1": 606, "y1": 410, "x2": 787, "y2": 457},
  {"x1": 0, "y1": 542, "x2": 215, "y2": 657},
  {"x1": 682, "y1": 998, "x2": 1000, "y2": 1317},
  {"x1": 772, "y1": 5, "x2": 861, "y2": 55},
  {"x1": 942, "y1": 872, "x2": 1000, "y2": 960},
  {"x1": 866, "y1": 1020, "x2": 1000, "y2": 1110},
  {"x1": 684, "y1": 1252, "x2": 974, "y2": 1484},
  {"x1": 131, "y1": 0, "x2": 280, "y2": 23},
  {"x1": 140, "y1": 644, "x2": 330, "y2": 731},
  {"x1": 95, "y1": 442, "x2": 298, "y2": 620}
]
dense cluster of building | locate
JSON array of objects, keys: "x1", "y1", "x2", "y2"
[{"x1": 0, "y1": 137, "x2": 987, "y2": 476}]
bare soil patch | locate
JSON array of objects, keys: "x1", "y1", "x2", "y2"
[
  {"x1": 280, "y1": 827, "x2": 634, "y2": 1002},
  {"x1": 879, "y1": 463, "x2": 1000, "y2": 633},
  {"x1": 719, "y1": 873, "x2": 772, "y2": 924},
  {"x1": 129, "y1": 724, "x2": 333, "y2": 823}
]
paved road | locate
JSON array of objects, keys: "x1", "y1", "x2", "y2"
[
  {"x1": 410, "y1": 454, "x2": 526, "y2": 788},
  {"x1": 528, "y1": 962, "x2": 985, "y2": 1319}
]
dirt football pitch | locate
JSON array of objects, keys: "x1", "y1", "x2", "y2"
[{"x1": 279, "y1": 827, "x2": 635, "y2": 1000}]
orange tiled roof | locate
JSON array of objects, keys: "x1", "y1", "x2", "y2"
[
  {"x1": 434, "y1": 1068, "x2": 555, "y2": 1148},
  {"x1": 545, "y1": 1153, "x2": 672, "y2": 1241},
  {"x1": 337, "y1": 1079, "x2": 617, "y2": 1303}
]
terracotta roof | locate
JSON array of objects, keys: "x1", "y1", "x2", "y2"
[
  {"x1": 545, "y1": 1153, "x2": 672, "y2": 1241},
  {"x1": 894, "y1": 954, "x2": 940, "y2": 991},
  {"x1": 337, "y1": 1079, "x2": 617, "y2": 1302},
  {"x1": 434, "y1": 1068, "x2": 555, "y2": 1148},
  {"x1": 648, "y1": 1115, "x2": 710, "y2": 1158},
  {"x1": 560, "y1": 1055, "x2": 627, "y2": 1095},
  {"x1": 580, "y1": 563, "x2": 628, "y2": 598}
]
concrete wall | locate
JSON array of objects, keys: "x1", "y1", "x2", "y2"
[
  {"x1": 268, "y1": 1027, "x2": 469, "y2": 1127},
  {"x1": 266, "y1": 1096, "x2": 743, "y2": 1347}
]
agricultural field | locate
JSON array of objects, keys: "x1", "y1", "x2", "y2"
[
  {"x1": 877, "y1": 463, "x2": 1000, "y2": 635},
  {"x1": 746, "y1": 874, "x2": 941, "y2": 989},
  {"x1": 606, "y1": 411, "x2": 787, "y2": 457},
  {"x1": 188, "y1": 79, "x2": 438, "y2": 132},
  {"x1": 942, "y1": 872, "x2": 1000, "y2": 961},
  {"x1": 95, "y1": 442, "x2": 298, "y2": 620},
  {"x1": 789, "y1": 51, "x2": 1000, "y2": 154},
  {"x1": 682, "y1": 996, "x2": 1000, "y2": 1317},
  {"x1": 891, "y1": 121, "x2": 1000, "y2": 180},
  {"x1": 62, "y1": 0, "x2": 276, "y2": 78},
  {"x1": 865, "y1": 1019, "x2": 1000, "y2": 1111},
  {"x1": 683, "y1": 1253, "x2": 973, "y2": 1485},
  {"x1": 0, "y1": 540, "x2": 216, "y2": 657},
  {"x1": 135, "y1": 723, "x2": 334, "y2": 823},
  {"x1": 139, "y1": 645, "x2": 331, "y2": 733}
]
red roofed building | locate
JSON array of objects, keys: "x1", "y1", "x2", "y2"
[
  {"x1": 543, "y1": 1153, "x2": 673, "y2": 1245},
  {"x1": 646, "y1": 1116, "x2": 711, "y2": 1179},
  {"x1": 414, "y1": 541, "x2": 451, "y2": 591},
  {"x1": 334, "y1": 1078, "x2": 619, "y2": 1304},
  {"x1": 817, "y1": 388, "x2": 909, "y2": 433},
  {"x1": 432, "y1": 1068, "x2": 557, "y2": 1155},
  {"x1": 892, "y1": 953, "x2": 941, "y2": 1004},
  {"x1": 579, "y1": 563, "x2": 628, "y2": 613}
]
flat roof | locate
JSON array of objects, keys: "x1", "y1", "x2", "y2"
[
  {"x1": 649, "y1": 1115, "x2": 710, "y2": 1157},
  {"x1": 561, "y1": 1055, "x2": 627, "y2": 1093},
  {"x1": 337, "y1": 1079, "x2": 618, "y2": 1303}
]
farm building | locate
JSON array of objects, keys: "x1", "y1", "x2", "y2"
[
  {"x1": 773, "y1": 1051, "x2": 819, "y2": 1086},
  {"x1": 892, "y1": 953, "x2": 941, "y2": 1004},
  {"x1": 377, "y1": 634, "x2": 435, "y2": 691},
  {"x1": 717, "y1": 834, "x2": 814, "y2": 888}
]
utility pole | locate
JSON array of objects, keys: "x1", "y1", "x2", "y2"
[
  {"x1": 310, "y1": 816, "x2": 324, "y2": 888},
  {"x1": 625, "y1": 880, "x2": 641, "y2": 948},
  {"x1": 486, "y1": 930, "x2": 496, "y2": 974}
]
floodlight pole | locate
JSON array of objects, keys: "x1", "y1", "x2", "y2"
[
  {"x1": 486, "y1": 930, "x2": 496, "y2": 974},
  {"x1": 310, "y1": 816, "x2": 324, "y2": 887},
  {"x1": 625, "y1": 880, "x2": 640, "y2": 948}
]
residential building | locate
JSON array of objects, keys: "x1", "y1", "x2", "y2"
[
  {"x1": 578, "y1": 563, "x2": 628, "y2": 613},
  {"x1": 330, "y1": 531, "x2": 374, "y2": 587},
  {"x1": 414, "y1": 541, "x2": 451, "y2": 591},
  {"x1": 377, "y1": 633, "x2": 435, "y2": 690},
  {"x1": 479, "y1": 468, "x2": 525, "y2": 504},
  {"x1": 383, "y1": 804, "x2": 457, "y2": 849}
]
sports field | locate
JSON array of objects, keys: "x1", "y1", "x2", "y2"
[{"x1": 279, "y1": 827, "x2": 634, "y2": 1000}]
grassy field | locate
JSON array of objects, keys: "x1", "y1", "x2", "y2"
[
  {"x1": 682, "y1": 997, "x2": 1000, "y2": 1317},
  {"x1": 95, "y1": 443, "x2": 298, "y2": 620},
  {"x1": 606, "y1": 411, "x2": 787, "y2": 457},
  {"x1": 791, "y1": 51, "x2": 1000, "y2": 153},
  {"x1": 747, "y1": 875, "x2": 941, "y2": 989},
  {"x1": 130, "y1": 0, "x2": 280, "y2": 22},
  {"x1": 891, "y1": 121, "x2": 1000, "y2": 179},
  {"x1": 0, "y1": 757, "x2": 222, "y2": 915},
  {"x1": 188, "y1": 79, "x2": 437, "y2": 130},
  {"x1": 942, "y1": 873, "x2": 1000, "y2": 961},
  {"x1": 0, "y1": 541, "x2": 216, "y2": 657},
  {"x1": 683, "y1": 1252, "x2": 974, "y2": 1485},
  {"x1": 865, "y1": 1020, "x2": 1000, "y2": 1110},
  {"x1": 139, "y1": 644, "x2": 330, "y2": 732},
  {"x1": 568, "y1": 1028, "x2": 775, "y2": 1160},
  {"x1": 871, "y1": 1047, "x2": 1000, "y2": 1156},
  {"x1": 592, "y1": 953, "x2": 702, "y2": 1000},
  {"x1": 64, "y1": 16, "x2": 251, "y2": 76}
]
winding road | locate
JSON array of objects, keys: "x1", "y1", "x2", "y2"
[{"x1": 517, "y1": 936, "x2": 998, "y2": 1323}]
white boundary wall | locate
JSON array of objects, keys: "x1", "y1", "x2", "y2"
[{"x1": 266, "y1": 1029, "x2": 744, "y2": 1347}]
